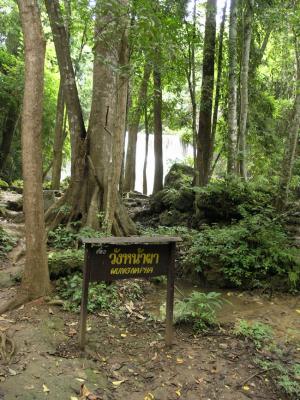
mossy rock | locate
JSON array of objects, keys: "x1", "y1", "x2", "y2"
[
  {"x1": 48, "y1": 249, "x2": 84, "y2": 279},
  {"x1": 173, "y1": 187, "x2": 195, "y2": 212},
  {"x1": 164, "y1": 163, "x2": 194, "y2": 189},
  {"x1": 150, "y1": 188, "x2": 180, "y2": 213},
  {"x1": 159, "y1": 209, "x2": 190, "y2": 226}
]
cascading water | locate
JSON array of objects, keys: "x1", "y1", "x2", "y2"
[
  {"x1": 134, "y1": 132, "x2": 193, "y2": 195},
  {"x1": 61, "y1": 132, "x2": 193, "y2": 195}
]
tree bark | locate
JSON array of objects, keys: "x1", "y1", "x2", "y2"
[
  {"x1": 227, "y1": 0, "x2": 239, "y2": 174},
  {"x1": 210, "y1": 0, "x2": 227, "y2": 178},
  {"x1": 277, "y1": 37, "x2": 300, "y2": 210},
  {"x1": 184, "y1": 0, "x2": 197, "y2": 174},
  {"x1": 153, "y1": 64, "x2": 163, "y2": 194},
  {"x1": 143, "y1": 106, "x2": 149, "y2": 195},
  {"x1": 0, "y1": 107, "x2": 17, "y2": 173},
  {"x1": 124, "y1": 62, "x2": 151, "y2": 192},
  {"x1": 44, "y1": 0, "x2": 136, "y2": 235},
  {"x1": 18, "y1": 0, "x2": 50, "y2": 299},
  {"x1": 238, "y1": 0, "x2": 254, "y2": 179},
  {"x1": 51, "y1": 80, "x2": 66, "y2": 190},
  {"x1": 197, "y1": 0, "x2": 217, "y2": 186},
  {"x1": 44, "y1": 0, "x2": 86, "y2": 178}
]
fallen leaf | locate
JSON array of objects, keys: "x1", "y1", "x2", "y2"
[
  {"x1": 120, "y1": 333, "x2": 127, "y2": 338},
  {"x1": 296, "y1": 309, "x2": 300, "y2": 314},
  {"x1": 144, "y1": 393, "x2": 155, "y2": 400},
  {"x1": 176, "y1": 358, "x2": 184, "y2": 364},
  {"x1": 243, "y1": 385, "x2": 250, "y2": 391},
  {"x1": 175, "y1": 389, "x2": 181, "y2": 397},
  {"x1": 8, "y1": 368, "x2": 17, "y2": 376},
  {"x1": 80, "y1": 384, "x2": 91, "y2": 397},
  {"x1": 70, "y1": 397, "x2": 78, "y2": 400},
  {"x1": 43, "y1": 384, "x2": 50, "y2": 393},
  {"x1": 112, "y1": 380, "x2": 125, "y2": 386}
]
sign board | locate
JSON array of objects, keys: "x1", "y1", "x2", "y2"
[{"x1": 79, "y1": 236, "x2": 182, "y2": 349}]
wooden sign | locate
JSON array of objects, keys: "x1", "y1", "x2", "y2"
[{"x1": 79, "y1": 236, "x2": 182, "y2": 349}]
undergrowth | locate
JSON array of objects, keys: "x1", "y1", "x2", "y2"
[
  {"x1": 160, "y1": 291, "x2": 224, "y2": 332},
  {"x1": 0, "y1": 227, "x2": 16, "y2": 258},
  {"x1": 55, "y1": 273, "x2": 143, "y2": 313},
  {"x1": 183, "y1": 211, "x2": 299, "y2": 289}
]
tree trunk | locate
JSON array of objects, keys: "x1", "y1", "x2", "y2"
[
  {"x1": 44, "y1": 0, "x2": 86, "y2": 179},
  {"x1": 143, "y1": 106, "x2": 149, "y2": 195},
  {"x1": 124, "y1": 63, "x2": 151, "y2": 192},
  {"x1": 238, "y1": 0, "x2": 254, "y2": 179},
  {"x1": 51, "y1": 80, "x2": 66, "y2": 190},
  {"x1": 227, "y1": 0, "x2": 239, "y2": 174},
  {"x1": 0, "y1": 107, "x2": 17, "y2": 173},
  {"x1": 185, "y1": 0, "x2": 197, "y2": 175},
  {"x1": 86, "y1": 0, "x2": 136, "y2": 235},
  {"x1": 196, "y1": 0, "x2": 217, "y2": 186},
  {"x1": 18, "y1": 0, "x2": 50, "y2": 300},
  {"x1": 277, "y1": 37, "x2": 300, "y2": 210},
  {"x1": 44, "y1": 0, "x2": 136, "y2": 235},
  {"x1": 210, "y1": 0, "x2": 227, "y2": 178},
  {"x1": 153, "y1": 65, "x2": 163, "y2": 194}
]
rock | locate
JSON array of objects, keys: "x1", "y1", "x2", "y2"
[
  {"x1": 219, "y1": 343, "x2": 228, "y2": 350},
  {"x1": 164, "y1": 163, "x2": 194, "y2": 189},
  {"x1": 48, "y1": 249, "x2": 84, "y2": 279},
  {"x1": 7, "y1": 198, "x2": 23, "y2": 212},
  {"x1": 173, "y1": 187, "x2": 195, "y2": 212}
]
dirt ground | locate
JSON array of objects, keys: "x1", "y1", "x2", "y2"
[
  {"x1": 0, "y1": 287, "x2": 299, "y2": 400},
  {"x1": 0, "y1": 190, "x2": 299, "y2": 399}
]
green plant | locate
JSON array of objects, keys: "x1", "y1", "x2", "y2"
[
  {"x1": 234, "y1": 320, "x2": 273, "y2": 348},
  {"x1": 56, "y1": 273, "x2": 119, "y2": 313},
  {"x1": 0, "y1": 227, "x2": 17, "y2": 258},
  {"x1": 55, "y1": 273, "x2": 143, "y2": 313},
  {"x1": 256, "y1": 359, "x2": 300, "y2": 398},
  {"x1": 161, "y1": 291, "x2": 224, "y2": 331},
  {"x1": 48, "y1": 225, "x2": 78, "y2": 249},
  {"x1": 0, "y1": 179, "x2": 9, "y2": 188},
  {"x1": 184, "y1": 212, "x2": 298, "y2": 289}
]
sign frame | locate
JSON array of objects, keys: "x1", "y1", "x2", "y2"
[{"x1": 79, "y1": 236, "x2": 182, "y2": 349}]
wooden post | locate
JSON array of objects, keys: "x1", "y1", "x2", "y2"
[
  {"x1": 165, "y1": 242, "x2": 175, "y2": 347},
  {"x1": 79, "y1": 248, "x2": 90, "y2": 349}
]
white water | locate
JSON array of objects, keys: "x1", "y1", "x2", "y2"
[
  {"x1": 132, "y1": 132, "x2": 193, "y2": 195},
  {"x1": 61, "y1": 132, "x2": 193, "y2": 195}
]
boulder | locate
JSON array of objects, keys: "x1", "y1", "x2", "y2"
[{"x1": 164, "y1": 163, "x2": 194, "y2": 189}]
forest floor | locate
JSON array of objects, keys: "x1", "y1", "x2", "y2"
[
  {"x1": 0, "y1": 288, "x2": 299, "y2": 400},
  {"x1": 0, "y1": 190, "x2": 299, "y2": 400}
]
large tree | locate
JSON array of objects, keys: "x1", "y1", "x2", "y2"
[
  {"x1": 0, "y1": 0, "x2": 50, "y2": 313},
  {"x1": 45, "y1": 0, "x2": 136, "y2": 235},
  {"x1": 227, "y1": 0, "x2": 239, "y2": 174},
  {"x1": 196, "y1": 0, "x2": 217, "y2": 186}
]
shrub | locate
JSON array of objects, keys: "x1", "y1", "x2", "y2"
[
  {"x1": 56, "y1": 273, "x2": 144, "y2": 313},
  {"x1": 48, "y1": 225, "x2": 78, "y2": 249},
  {"x1": 194, "y1": 176, "x2": 276, "y2": 224},
  {"x1": 56, "y1": 273, "x2": 119, "y2": 313},
  {"x1": 161, "y1": 291, "x2": 224, "y2": 331},
  {"x1": 184, "y1": 212, "x2": 298, "y2": 288}
]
